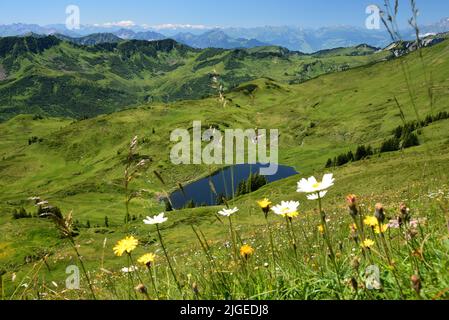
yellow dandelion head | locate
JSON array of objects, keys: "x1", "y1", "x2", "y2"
[
  {"x1": 287, "y1": 211, "x2": 299, "y2": 219},
  {"x1": 364, "y1": 216, "x2": 379, "y2": 228},
  {"x1": 318, "y1": 225, "x2": 325, "y2": 234},
  {"x1": 374, "y1": 224, "x2": 389, "y2": 234},
  {"x1": 113, "y1": 236, "x2": 138, "y2": 257},
  {"x1": 138, "y1": 253, "x2": 156, "y2": 266},
  {"x1": 257, "y1": 198, "x2": 272, "y2": 210},
  {"x1": 361, "y1": 239, "x2": 375, "y2": 249},
  {"x1": 240, "y1": 244, "x2": 255, "y2": 259}
]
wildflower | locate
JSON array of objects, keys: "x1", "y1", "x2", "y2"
[
  {"x1": 411, "y1": 275, "x2": 422, "y2": 296},
  {"x1": 307, "y1": 191, "x2": 328, "y2": 201},
  {"x1": 388, "y1": 219, "x2": 401, "y2": 229},
  {"x1": 240, "y1": 245, "x2": 255, "y2": 260},
  {"x1": 349, "y1": 223, "x2": 358, "y2": 231},
  {"x1": 257, "y1": 199, "x2": 272, "y2": 217},
  {"x1": 218, "y1": 207, "x2": 239, "y2": 217},
  {"x1": 271, "y1": 201, "x2": 300, "y2": 218},
  {"x1": 374, "y1": 203, "x2": 385, "y2": 223},
  {"x1": 135, "y1": 283, "x2": 148, "y2": 295},
  {"x1": 346, "y1": 194, "x2": 358, "y2": 218},
  {"x1": 121, "y1": 266, "x2": 138, "y2": 273},
  {"x1": 410, "y1": 218, "x2": 426, "y2": 228},
  {"x1": 361, "y1": 239, "x2": 375, "y2": 249},
  {"x1": 143, "y1": 212, "x2": 168, "y2": 225},
  {"x1": 374, "y1": 224, "x2": 389, "y2": 234},
  {"x1": 138, "y1": 253, "x2": 156, "y2": 268},
  {"x1": 297, "y1": 174, "x2": 335, "y2": 194},
  {"x1": 364, "y1": 216, "x2": 379, "y2": 228},
  {"x1": 192, "y1": 282, "x2": 199, "y2": 296},
  {"x1": 318, "y1": 225, "x2": 325, "y2": 234},
  {"x1": 113, "y1": 236, "x2": 138, "y2": 256},
  {"x1": 399, "y1": 203, "x2": 411, "y2": 225}
]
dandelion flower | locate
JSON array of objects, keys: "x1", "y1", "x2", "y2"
[
  {"x1": 143, "y1": 212, "x2": 168, "y2": 225},
  {"x1": 113, "y1": 236, "x2": 138, "y2": 256},
  {"x1": 374, "y1": 224, "x2": 389, "y2": 234},
  {"x1": 257, "y1": 198, "x2": 272, "y2": 210},
  {"x1": 318, "y1": 225, "x2": 325, "y2": 234},
  {"x1": 218, "y1": 207, "x2": 239, "y2": 217},
  {"x1": 361, "y1": 239, "x2": 375, "y2": 249},
  {"x1": 271, "y1": 201, "x2": 300, "y2": 218},
  {"x1": 297, "y1": 174, "x2": 335, "y2": 194},
  {"x1": 240, "y1": 245, "x2": 255, "y2": 259},
  {"x1": 138, "y1": 253, "x2": 156, "y2": 267},
  {"x1": 364, "y1": 216, "x2": 379, "y2": 228}
]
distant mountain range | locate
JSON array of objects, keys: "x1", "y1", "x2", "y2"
[{"x1": 1, "y1": 18, "x2": 449, "y2": 52}]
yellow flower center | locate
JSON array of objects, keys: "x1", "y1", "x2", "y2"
[{"x1": 312, "y1": 182, "x2": 321, "y2": 189}]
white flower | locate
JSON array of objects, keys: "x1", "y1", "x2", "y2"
[
  {"x1": 143, "y1": 212, "x2": 168, "y2": 225},
  {"x1": 297, "y1": 174, "x2": 335, "y2": 194},
  {"x1": 271, "y1": 201, "x2": 300, "y2": 218},
  {"x1": 306, "y1": 191, "x2": 328, "y2": 201},
  {"x1": 121, "y1": 266, "x2": 138, "y2": 273},
  {"x1": 218, "y1": 207, "x2": 239, "y2": 217}
]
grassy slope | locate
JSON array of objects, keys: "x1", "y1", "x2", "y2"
[
  {"x1": 0, "y1": 39, "x2": 448, "y2": 298},
  {"x1": 0, "y1": 37, "x2": 390, "y2": 121}
]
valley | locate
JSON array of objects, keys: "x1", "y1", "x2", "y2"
[{"x1": 0, "y1": 29, "x2": 448, "y2": 300}]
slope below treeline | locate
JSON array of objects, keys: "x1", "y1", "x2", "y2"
[{"x1": 0, "y1": 35, "x2": 394, "y2": 121}]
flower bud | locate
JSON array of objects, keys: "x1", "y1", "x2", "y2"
[
  {"x1": 411, "y1": 275, "x2": 421, "y2": 295},
  {"x1": 375, "y1": 203, "x2": 385, "y2": 223}
]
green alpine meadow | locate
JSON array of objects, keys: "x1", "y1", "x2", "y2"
[{"x1": 0, "y1": 0, "x2": 449, "y2": 302}]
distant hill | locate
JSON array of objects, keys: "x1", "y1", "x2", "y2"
[
  {"x1": 0, "y1": 34, "x2": 404, "y2": 121},
  {"x1": 54, "y1": 33, "x2": 123, "y2": 46},
  {"x1": 172, "y1": 29, "x2": 269, "y2": 49}
]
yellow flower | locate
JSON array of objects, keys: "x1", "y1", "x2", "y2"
[
  {"x1": 287, "y1": 211, "x2": 299, "y2": 219},
  {"x1": 257, "y1": 198, "x2": 272, "y2": 210},
  {"x1": 374, "y1": 224, "x2": 389, "y2": 234},
  {"x1": 240, "y1": 245, "x2": 255, "y2": 259},
  {"x1": 361, "y1": 239, "x2": 375, "y2": 249},
  {"x1": 364, "y1": 216, "x2": 379, "y2": 228},
  {"x1": 113, "y1": 236, "x2": 138, "y2": 256},
  {"x1": 138, "y1": 253, "x2": 156, "y2": 267},
  {"x1": 318, "y1": 225, "x2": 325, "y2": 234}
]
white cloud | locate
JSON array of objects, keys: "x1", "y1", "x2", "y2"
[
  {"x1": 101, "y1": 20, "x2": 136, "y2": 28},
  {"x1": 149, "y1": 24, "x2": 218, "y2": 30}
]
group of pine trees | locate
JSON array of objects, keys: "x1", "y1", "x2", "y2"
[
  {"x1": 235, "y1": 173, "x2": 268, "y2": 197},
  {"x1": 326, "y1": 111, "x2": 449, "y2": 168}
]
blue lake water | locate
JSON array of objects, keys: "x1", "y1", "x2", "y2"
[{"x1": 169, "y1": 164, "x2": 298, "y2": 209}]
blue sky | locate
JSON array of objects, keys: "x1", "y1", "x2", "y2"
[{"x1": 0, "y1": 0, "x2": 447, "y2": 28}]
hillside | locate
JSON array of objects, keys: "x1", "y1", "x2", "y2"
[
  {"x1": 0, "y1": 35, "x2": 394, "y2": 122},
  {"x1": 0, "y1": 34, "x2": 448, "y2": 300}
]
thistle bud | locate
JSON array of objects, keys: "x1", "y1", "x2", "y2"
[
  {"x1": 411, "y1": 275, "x2": 421, "y2": 295},
  {"x1": 135, "y1": 283, "x2": 148, "y2": 295},
  {"x1": 346, "y1": 194, "x2": 358, "y2": 218},
  {"x1": 375, "y1": 203, "x2": 385, "y2": 223},
  {"x1": 350, "y1": 277, "x2": 358, "y2": 291},
  {"x1": 192, "y1": 282, "x2": 199, "y2": 296},
  {"x1": 399, "y1": 203, "x2": 411, "y2": 225}
]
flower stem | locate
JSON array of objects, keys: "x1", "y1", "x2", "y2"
[
  {"x1": 69, "y1": 238, "x2": 97, "y2": 300},
  {"x1": 156, "y1": 225, "x2": 183, "y2": 296}
]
